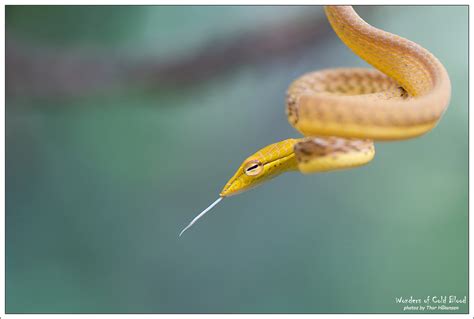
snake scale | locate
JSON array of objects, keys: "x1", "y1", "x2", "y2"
[{"x1": 179, "y1": 5, "x2": 451, "y2": 236}]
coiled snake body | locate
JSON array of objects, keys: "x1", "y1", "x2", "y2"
[{"x1": 179, "y1": 5, "x2": 451, "y2": 236}]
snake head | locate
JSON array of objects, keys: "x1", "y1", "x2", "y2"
[{"x1": 219, "y1": 139, "x2": 299, "y2": 197}]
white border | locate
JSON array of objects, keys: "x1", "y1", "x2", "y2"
[
  {"x1": 1, "y1": 1, "x2": 472, "y2": 4},
  {"x1": 1, "y1": 2, "x2": 471, "y2": 319},
  {"x1": 1, "y1": 2, "x2": 5, "y2": 318}
]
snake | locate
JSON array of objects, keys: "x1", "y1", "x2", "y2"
[{"x1": 179, "y1": 5, "x2": 451, "y2": 236}]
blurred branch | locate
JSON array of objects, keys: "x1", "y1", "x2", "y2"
[
  {"x1": 135, "y1": 12, "x2": 332, "y2": 85},
  {"x1": 6, "y1": 7, "x2": 375, "y2": 99}
]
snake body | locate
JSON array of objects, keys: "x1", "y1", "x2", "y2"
[
  {"x1": 219, "y1": 5, "x2": 451, "y2": 196},
  {"x1": 288, "y1": 6, "x2": 450, "y2": 140},
  {"x1": 180, "y1": 6, "x2": 451, "y2": 235}
]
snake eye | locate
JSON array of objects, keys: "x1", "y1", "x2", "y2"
[{"x1": 244, "y1": 160, "x2": 263, "y2": 176}]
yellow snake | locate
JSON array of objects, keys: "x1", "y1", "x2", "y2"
[{"x1": 179, "y1": 5, "x2": 451, "y2": 236}]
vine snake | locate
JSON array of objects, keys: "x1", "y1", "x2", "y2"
[{"x1": 179, "y1": 5, "x2": 451, "y2": 236}]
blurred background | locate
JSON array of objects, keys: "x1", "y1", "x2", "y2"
[{"x1": 6, "y1": 5, "x2": 467, "y2": 314}]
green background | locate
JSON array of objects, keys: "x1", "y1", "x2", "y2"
[{"x1": 6, "y1": 6, "x2": 468, "y2": 313}]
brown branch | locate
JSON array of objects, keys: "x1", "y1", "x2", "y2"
[
  {"x1": 136, "y1": 12, "x2": 333, "y2": 85},
  {"x1": 6, "y1": 7, "x2": 375, "y2": 100}
]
